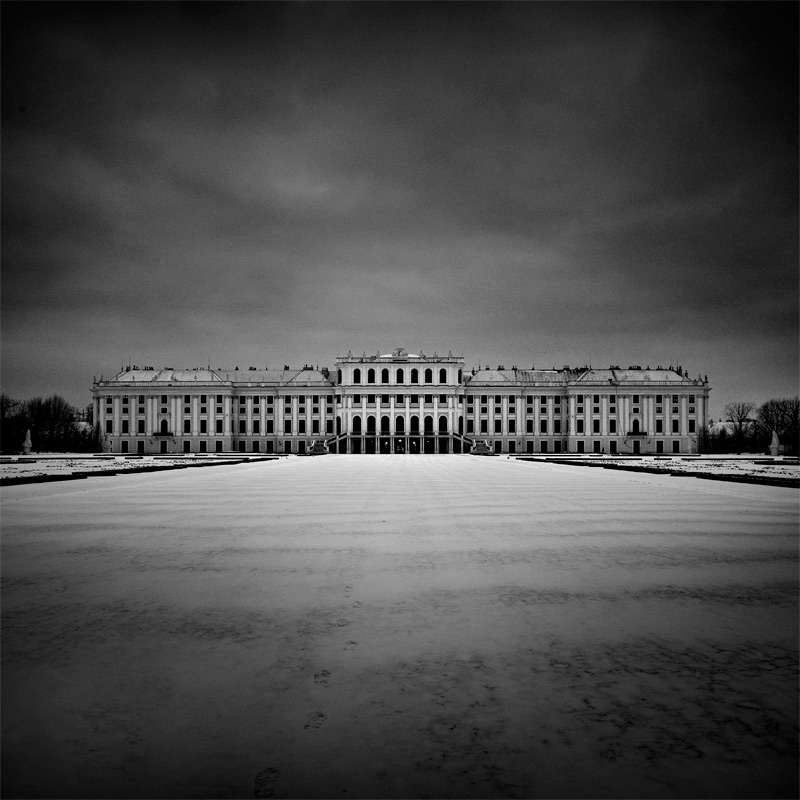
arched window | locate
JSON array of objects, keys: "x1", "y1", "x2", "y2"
[
  {"x1": 396, "y1": 368, "x2": 404, "y2": 384},
  {"x1": 367, "y1": 415, "x2": 376, "y2": 433},
  {"x1": 411, "y1": 369, "x2": 418, "y2": 384},
  {"x1": 352, "y1": 415, "x2": 362, "y2": 434},
  {"x1": 439, "y1": 415, "x2": 448, "y2": 433},
  {"x1": 381, "y1": 415, "x2": 391, "y2": 434},
  {"x1": 353, "y1": 368, "x2": 361, "y2": 384},
  {"x1": 337, "y1": 370, "x2": 342, "y2": 384},
  {"x1": 410, "y1": 415, "x2": 420, "y2": 433},
  {"x1": 381, "y1": 368, "x2": 389, "y2": 384},
  {"x1": 396, "y1": 416, "x2": 405, "y2": 433},
  {"x1": 368, "y1": 368, "x2": 375, "y2": 384},
  {"x1": 336, "y1": 416, "x2": 342, "y2": 435},
  {"x1": 439, "y1": 368, "x2": 447, "y2": 384},
  {"x1": 160, "y1": 419, "x2": 169, "y2": 434},
  {"x1": 424, "y1": 368, "x2": 433, "y2": 384},
  {"x1": 424, "y1": 415, "x2": 434, "y2": 433},
  {"x1": 457, "y1": 369, "x2": 462, "y2": 384},
  {"x1": 632, "y1": 419, "x2": 640, "y2": 434}
]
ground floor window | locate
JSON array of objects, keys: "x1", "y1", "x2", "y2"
[
  {"x1": 160, "y1": 441, "x2": 167, "y2": 453},
  {"x1": 554, "y1": 440, "x2": 561, "y2": 453},
  {"x1": 593, "y1": 440, "x2": 601, "y2": 453},
  {"x1": 200, "y1": 441, "x2": 207, "y2": 453},
  {"x1": 508, "y1": 441, "x2": 516, "y2": 454},
  {"x1": 216, "y1": 441, "x2": 223, "y2": 452},
  {"x1": 673, "y1": 440, "x2": 680, "y2": 453},
  {"x1": 656, "y1": 441, "x2": 663, "y2": 453},
  {"x1": 239, "y1": 442, "x2": 246, "y2": 452},
  {"x1": 183, "y1": 441, "x2": 191, "y2": 453},
  {"x1": 494, "y1": 441, "x2": 502, "y2": 453},
  {"x1": 541, "y1": 441, "x2": 548, "y2": 453},
  {"x1": 609, "y1": 441, "x2": 617, "y2": 454},
  {"x1": 284, "y1": 441, "x2": 292, "y2": 453},
  {"x1": 252, "y1": 441, "x2": 259, "y2": 452},
  {"x1": 121, "y1": 440, "x2": 128, "y2": 453},
  {"x1": 137, "y1": 440, "x2": 145, "y2": 454},
  {"x1": 527, "y1": 440, "x2": 534, "y2": 453},
  {"x1": 576, "y1": 441, "x2": 584, "y2": 453},
  {"x1": 266, "y1": 441, "x2": 273, "y2": 453}
]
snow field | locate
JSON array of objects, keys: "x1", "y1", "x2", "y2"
[{"x1": 2, "y1": 455, "x2": 798, "y2": 798}]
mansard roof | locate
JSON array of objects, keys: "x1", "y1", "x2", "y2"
[
  {"x1": 573, "y1": 368, "x2": 702, "y2": 385},
  {"x1": 467, "y1": 368, "x2": 566, "y2": 385},
  {"x1": 217, "y1": 368, "x2": 333, "y2": 386},
  {"x1": 110, "y1": 368, "x2": 225, "y2": 383}
]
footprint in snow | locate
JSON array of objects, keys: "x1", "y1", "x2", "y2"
[
  {"x1": 344, "y1": 640, "x2": 358, "y2": 650},
  {"x1": 254, "y1": 766, "x2": 279, "y2": 798},
  {"x1": 314, "y1": 670, "x2": 330, "y2": 685},
  {"x1": 304, "y1": 711, "x2": 327, "y2": 729}
]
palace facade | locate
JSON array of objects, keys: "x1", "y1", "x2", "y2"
[{"x1": 92, "y1": 349, "x2": 710, "y2": 455}]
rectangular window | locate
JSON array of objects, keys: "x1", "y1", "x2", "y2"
[
  {"x1": 184, "y1": 406, "x2": 191, "y2": 415},
  {"x1": 495, "y1": 395, "x2": 501, "y2": 404},
  {"x1": 284, "y1": 420, "x2": 291, "y2": 434},
  {"x1": 397, "y1": 395, "x2": 404, "y2": 404},
  {"x1": 267, "y1": 420, "x2": 274, "y2": 434},
  {"x1": 184, "y1": 420, "x2": 191, "y2": 434},
  {"x1": 689, "y1": 420, "x2": 696, "y2": 433},
  {"x1": 672, "y1": 420, "x2": 679, "y2": 433},
  {"x1": 325, "y1": 420, "x2": 333, "y2": 434},
  {"x1": 252, "y1": 441, "x2": 260, "y2": 452},
  {"x1": 481, "y1": 395, "x2": 487, "y2": 404},
  {"x1": 200, "y1": 441, "x2": 207, "y2": 453},
  {"x1": 122, "y1": 420, "x2": 129, "y2": 434},
  {"x1": 508, "y1": 396, "x2": 515, "y2": 406},
  {"x1": 633, "y1": 395, "x2": 640, "y2": 404},
  {"x1": 312, "y1": 420, "x2": 319, "y2": 434},
  {"x1": 239, "y1": 420, "x2": 246, "y2": 434},
  {"x1": 508, "y1": 419, "x2": 516, "y2": 434},
  {"x1": 656, "y1": 395, "x2": 663, "y2": 404},
  {"x1": 353, "y1": 394, "x2": 361, "y2": 404},
  {"x1": 106, "y1": 420, "x2": 113, "y2": 434},
  {"x1": 656, "y1": 419, "x2": 663, "y2": 433},
  {"x1": 540, "y1": 441, "x2": 548, "y2": 453},
  {"x1": 553, "y1": 420, "x2": 560, "y2": 434},
  {"x1": 672, "y1": 406, "x2": 679, "y2": 414},
  {"x1": 494, "y1": 419, "x2": 501, "y2": 433},
  {"x1": 410, "y1": 395, "x2": 418, "y2": 405},
  {"x1": 161, "y1": 395, "x2": 167, "y2": 404},
  {"x1": 577, "y1": 420, "x2": 584, "y2": 434},
  {"x1": 673, "y1": 440, "x2": 681, "y2": 453},
  {"x1": 553, "y1": 396, "x2": 560, "y2": 405},
  {"x1": 609, "y1": 441, "x2": 617, "y2": 454},
  {"x1": 439, "y1": 395, "x2": 447, "y2": 404},
  {"x1": 689, "y1": 395, "x2": 695, "y2": 404},
  {"x1": 216, "y1": 420, "x2": 223, "y2": 433},
  {"x1": 540, "y1": 420, "x2": 548, "y2": 434},
  {"x1": 656, "y1": 406, "x2": 662, "y2": 414},
  {"x1": 593, "y1": 394, "x2": 600, "y2": 403},
  {"x1": 299, "y1": 420, "x2": 306, "y2": 434},
  {"x1": 138, "y1": 420, "x2": 145, "y2": 433},
  {"x1": 609, "y1": 420, "x2": 616, "y2": 434},
  {"x1": 467, "y1": 420, "x2": 474, "y2": 434},
  {"x1": 480, "y1": 420, "x2": 488, "y2": 434},
  {"x1": 526, "y1": 420, "x2": 533, "y2": 434},
  {"x1": 252, "y1": 420, "x2": 259, "y2": 434},
  {"x1": 672, "y1": 395, "x2": 679, "y2": 403},
  {"x1": 577, "y1": 441, "x2": 584, "y2": 453},
  {"x1": 184, "y1": 395, "x2": 191, "y2": 404},
  {"x1": 425, "y1": 395, "x2": 433, "y2": 404},
  {"x1": 593, "y1": 419, "x2": 600, "y2": 434}
]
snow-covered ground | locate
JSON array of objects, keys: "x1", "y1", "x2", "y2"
[{"x1": 2, "y1": 456, "x2": 797, "y2": 798}]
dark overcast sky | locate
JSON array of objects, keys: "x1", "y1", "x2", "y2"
[{"x1": 2, "y1": 1, "x2": 797, "y2": 418}]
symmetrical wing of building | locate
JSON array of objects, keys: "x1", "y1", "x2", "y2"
[{"x1": 92, "y1": 349, "x2": 710, "y2": 455}]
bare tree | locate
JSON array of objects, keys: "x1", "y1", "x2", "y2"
[{"x1": 724, "y1": 401, "x2": 756, "y2": 453}]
